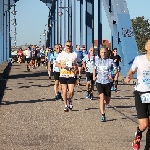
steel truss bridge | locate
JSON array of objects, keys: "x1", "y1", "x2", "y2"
[{"x1": 0, "y1": 0, "x2": 138, "y2": 76}]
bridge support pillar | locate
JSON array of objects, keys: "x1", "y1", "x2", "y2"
[
  {"x1": 72, "y1": 0, "x2": 76, "y2": 50},
  {"x1": 80, "y1": 0, "x2": 83, "y2": 49},
  {"x1": 85, "y1": 0, "x2": 93, "y2": 52}
]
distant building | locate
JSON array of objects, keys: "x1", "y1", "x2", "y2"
[{"x1": 94, "y1": 40, "x2": 111, "y2": 49}]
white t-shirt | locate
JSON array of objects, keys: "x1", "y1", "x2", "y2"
[
  {"x1": 24, "y1": 50, "x2": 31, "y2": 58},
  {"x1": 56, "y1": 51, "x2": 80, "y2": 77},
  {"x1": 131, "y1": 54, "x2": 150, "y2": 92}
]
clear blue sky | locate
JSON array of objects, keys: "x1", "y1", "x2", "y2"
[{"x1": 10, "y1": 0, "x2": 150, "y2": 47}]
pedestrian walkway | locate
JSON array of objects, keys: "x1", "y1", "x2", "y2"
[{"x1": 0, "y1": 63, "x2": 146, "y2": 150}]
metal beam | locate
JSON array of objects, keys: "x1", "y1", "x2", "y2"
[
  {"x1": 98, "y1": 0, "x2": 102, "y2": 54},
  {"x1": 86, "y1": 0, "x2": 93, "y2": 52},
  {"x1": 80, "y1": 0, "x2": 83, "y2": 49},
  {"x1": 72, "y1": 0, "x2": 76, "y2": 50}
]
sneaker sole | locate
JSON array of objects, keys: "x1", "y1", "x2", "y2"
[
  {"x1": 132, "y1": 143, "x2": 140, "y2": 150},
  {"x1": 69, "y1": 106, "x2": 73, "y2": 110},
  {"x1": 64, "y1": 109, "x2": 69, "y2": 112},
  {"x1": 101, "y1": 120, "x2": 106, "y2": 122},
  {"x1": 132, "y1": 132, "x2": 140, "y2": 150}
]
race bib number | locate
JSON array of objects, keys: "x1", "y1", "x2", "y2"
[
  {"x1": 97, "y1": 66, "x2": 108, "y2": 73},
  {"x1": 66, "y1": 61, "x2": 72, "y2": 68},
  {"x1": 140, "y1": 93, "x2": 150, "y2": 103}
]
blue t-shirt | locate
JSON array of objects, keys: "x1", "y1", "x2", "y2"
[
  {"x1": 74, "y1": 50, "x2": 83, "y2": 61},
  {"x1": 40, "y1": 50, "x2": 45, "y2": 57},
  {"x1": 94, "y1": 57, "x2": 116, "y2": 84},
  {"x1": 50, "y1": 53, "x2": 60, "y2": 72},
  {"x1": 83, "y1": 54, "x2": 95, "y2": 73},
  {"x1": 47, "y1": 51, "x2": 52, "y2": 61}
]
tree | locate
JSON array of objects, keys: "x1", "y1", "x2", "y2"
[{"x1": 131, "y1": 16, "x2": 150, "y2": 52}]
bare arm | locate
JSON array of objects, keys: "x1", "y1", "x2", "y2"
[
  {"x1": 125, "y1": 68, "x2": 137, "y2": 84},
  {"x1": 82, "y1": 61, "x2": 86, "y2": 70},
  {"x1": 126, "y1": 68, "x2": 136, "y2": 79},
  {"x1": 93, "y1": 67, "x2": 97, "y2": 80}
]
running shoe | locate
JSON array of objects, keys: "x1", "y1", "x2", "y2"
[
  {"x1": 54, "y1": 94, "x2": 59, "y2": 100},
  {"x1": 58, "y1": 92, "x2": 62, "y2": 99},
  {"x1": 86, "y1": 91, "x2": 89, "y2": 98},
  {"x1": 68, "y1": 100, "x2": 73, "y2": 110},
  {"x1": 132, "y1": 132, "x2": 141, "y2": 150},
  {"x1": 101, "y1": 115, "x2": 106, "y2": 122},
  {"x1": 111, "y1": 87, "x2": 115, "y2": 91},
  {"x1": 90, "y1": 94, "x2": 93, "y2": 100},
  {"x1": 64, "y1": 106, "x2": 69, "y2": 112}
]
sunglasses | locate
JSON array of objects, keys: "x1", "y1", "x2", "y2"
[
  {"x1": 113, "y1": 51, "x2": 117, "y2": 52},
  {"x1": 66, "y1": 45, "x2": 71, "y2": 47}
]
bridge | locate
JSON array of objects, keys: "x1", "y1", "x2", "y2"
[
  {"x1": 0, "y1": 0, "x2": 139, "y2": 77},
  {"x1": 0, "y1": 1, "x2": 144, "y2": 149}
]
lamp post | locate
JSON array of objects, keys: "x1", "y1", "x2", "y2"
[
  {"x1": 11, "y1": 4, "x2": 17, "y2": 52},
  {"x1": 43, "y1": 29, "x2": 47, "y2": 49},
  {"x1": 59, "y1": 6, "x2": 72, "y2": 41}
]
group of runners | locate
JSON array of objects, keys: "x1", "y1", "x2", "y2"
[{"x1": 17, "y1": 39, "x2": 150, "y2": 150}]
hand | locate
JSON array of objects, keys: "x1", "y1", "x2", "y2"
[
  {"x1": 72, "y1": 66, "x2": 77, "y2": 71},
  {"x1": 108, "y1": 75, "x2": 113, "y2": 80},
  {"x1": 125, "y1": 76, "x2": 131, "y2": 84},
  {"x1": 61, "y1": 64, "x2": 66, "y2": 69},
  {"x1": 114, "y1": 59, "x2": 117, "y2": 62}
]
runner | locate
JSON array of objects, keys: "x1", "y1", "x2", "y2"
[
  {"x1": 40, "y1": 47, "x2": 45, "y2": 66},
  {"x1": 82, "y1": 47, "x2": 95, "y2": 100},
  {"x1": 110, "y1": 48, "x2": 122, "y2": 91},
  {"x1": 74, "y1": 45, "x2": 84, "y2": 85},
  {"x1": 17, "y1": 48, "x2": 23, "y2": 64},
  {"x1": 47, "y1": 48, "x2": 53, "y2": 79},
  {"x1": 45, "y1": 47, "x2": 50, "y2": 70},
  {"x1": 49, "y1": 44, "x2": 62, "y2": 100},
  {"x1": 125, "y1": 39, "x2": 150, "y2": 150},
  {"x1": 93, "y1": 47, "x2": 117, "y2": 122},
  {"x1": 31, "y1": 48, "x2": 37, "y2": 69},
  {"x1": 24, "y1": 47, "x2": 31, "y2": 71},
  {"x1": 55, "y1": 40, "x2": 80, "y2": 112}
]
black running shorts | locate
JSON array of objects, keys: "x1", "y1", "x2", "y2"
[
  {"x1": 26, "y1": 58, "x2": 31, "y2": 63},
  {"x1": 96, "y1": 82, "x2": 111, "y2": 97},
  {"x1": 134, "y1": 91, "x2": 150, "y2": 119},
  {"x1": 86, "y1": 72, "x2": 95, "y2": 84},
  {"x1": 59, "y1": 77, "x2": 77, "y2": 84},
  {"x1": 32, "y1": 56, "x2": 37, "y2": 60},
  {"x1": 53, "y1": 72, "x2": 60, "y2": 81}
]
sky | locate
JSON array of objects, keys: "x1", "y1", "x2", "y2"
[{"x1": 10, "y1": 0, "x2": 150, "y2": 47}]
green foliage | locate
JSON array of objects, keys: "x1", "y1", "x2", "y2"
[{"x1": 131, "y1": 16, "x2": 150, "y2": 52}]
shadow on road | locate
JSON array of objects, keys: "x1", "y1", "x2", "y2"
[
  {"x1": 1, "y1": 98, "x2": 55, "y2": 105},
  {"x1": 0, "y1": 62, "x2": 12, "y2": 104}
]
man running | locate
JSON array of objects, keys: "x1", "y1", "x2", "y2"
[
  {"x1": 74, "y1": 45, "x2": 84, "y2": 85},
  {"x1": 125, "y1": 39, "x2": 150, "y2": 150},
  {"x1": 83, "y1": 47, "x2": 95, "y2": 100},
  {"x1": 40, "y1": 47, "x2": 45, "y2": 66},
  {"x1": 47, "y1": 48, "x2": 53, "y2": 79},
  {"x1": 31, "y1": 48, "x2": 38, "y2": 69},
  {"x1": 55, "y1": 40, "x2": 80, "y2": 112},
  {"x1": 93, "y1": 47, "x2": 117, "y2": 122},
  {"x1": 110, "y1": 48, "x2": 122, "y2": 91},
  {"x1": 48, "y1": 44, "x2": 62, "y2": 100}
]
